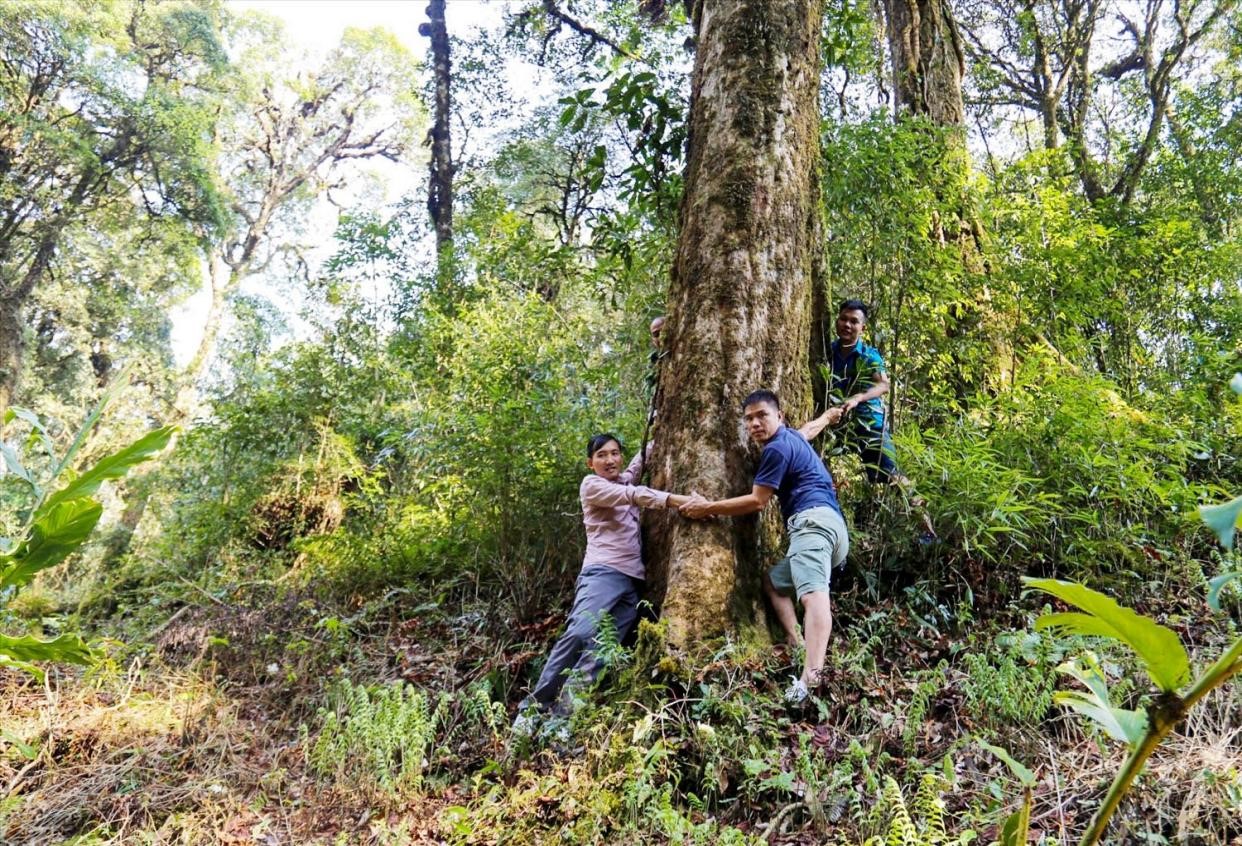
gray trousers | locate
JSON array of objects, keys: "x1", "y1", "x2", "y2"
[{"x1": 528, "y1": 564, "x2": 641, "y2": 715}]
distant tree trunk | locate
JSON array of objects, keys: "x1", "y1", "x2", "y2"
[
  {"x1": 0, "y1": 297, "x2": 23, "y2": 417},
  {"x1": 883, "y1": 0, "x2": 1013, "y2": 392},
  {"x1": 884, "y1": 0, "x2": 965, "y2": 127},
  {"x1": 645, "y1": 0, "x2": 825, "y2": 649},
  {"x1": 422, "y1": 0, "x2": 454, "y2": 259}
]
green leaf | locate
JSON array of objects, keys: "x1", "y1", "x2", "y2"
[
  {"x1": 49, "y1": 364, "x2": 132, "y2": 482},
  {"x1": 0, "y1": 654, "x2": 45, "y2": 682},
  {"x1": 999, "y1": 796, "x2": 1031, "y2": 846},
  {"x1": 1054, "y1": 654, "x2": 1148, "y2": 745},
  {"x1": 977, "y1": 739, "x2": 1035, "y2": 786},
  {"x1": 1025, "y1": 577, "x2": 1191, "y2": 692},
  {"x1": 0, "y1": 631, "x2": 92, "y2": 667},
  {"x1": 5, "y1": 406, "x2": 55, "y2": 459},
  {"x1": 0, "y1": 439, "x2": 35, "y2": 488},
  {"x1": 1207, "y1": 572, "x2": 1241, "y2": 612},
  {"x1": 0, "y1": 498, "x2": 103, "y2": 591},
  {"x1": 1198, "y1": 496, "x2": 1242, "y2": 550},
  {"x1": 0, "y1": 730, "x2": 39, "y2": 760},
  {"x1": 40, "y1": 425, "x2": 175, "y2": 514}
]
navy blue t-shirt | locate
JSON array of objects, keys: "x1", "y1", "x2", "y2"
[{"x1": 753, "y1": 425, "x2": 842, "y2": 521}]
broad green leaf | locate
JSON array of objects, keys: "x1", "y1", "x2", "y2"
[
  {"x1": 40, "y1": 426, "x2": 175, "y2": 514},
  {"x1": 977, "y1": 739, "x2": 1035, "y2": 787},
  {"x1": 1054, "y1": 654, "x2": 1148, "y2": 745},
  {"x1": 999, "y1": 800, "x2": 1031, "y2": 846},
  {"x1": 0, "y1": 631, "x2": 92, "y2": 666},
  {"x1": 1025, "y1": 577, "x2": 1191, "y2": 692},
  {"x1": 0, "y1": 498, "x2": 103, "y2": 591},
  {"x1": 1198, "y1": 496, "x2": 1242, "y2": 550},
  {"x1": 0, "y1": 654, "x2": 45, "y2": 682},
  {"x1": 1208, "y1": 572, "x2": 1242, "y2": 612}
]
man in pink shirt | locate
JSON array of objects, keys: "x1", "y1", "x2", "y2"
[{"x1": 514, "y1": 433, "x2": 689, "y2": 738}]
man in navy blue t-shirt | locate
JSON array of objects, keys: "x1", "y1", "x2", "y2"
[{"x1": 681, "y1": 390, "x2": 849, "y2": 703}]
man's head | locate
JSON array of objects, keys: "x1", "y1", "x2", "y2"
[
  {"x1": 836, "y1": 298, "x2": 869, "y2": 346},
  {"x1": 741, "y1": 389, "x2": 784, "y2": 444},
  {"x1": 649, "y1": 316, "x2": 666, "y2": 348}
]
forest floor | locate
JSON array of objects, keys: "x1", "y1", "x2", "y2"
[{"x1": 2, "y1": 570, "x2": 1240, "y2": 845}]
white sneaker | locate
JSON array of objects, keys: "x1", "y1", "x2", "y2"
[
  {"x1": 511, "y1": 709, "x2": 541, "y2": 738},
  {"x1": 784, "y1": 677, "x2": 809, "y2": 705}
]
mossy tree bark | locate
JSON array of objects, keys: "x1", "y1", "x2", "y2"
[{"x1": 644, "y1": 0, "x2": 825, "y2": 649}]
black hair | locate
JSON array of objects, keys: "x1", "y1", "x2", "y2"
[
  {"x1": 587, "y1": 432, "x2": 622, "y2": 458},
  {"x1": 742, "y1": 389, "x2": 781, "y2": 412},
  {"x1": 839, "y1": 298, "x2": 870, "y2": 320}
]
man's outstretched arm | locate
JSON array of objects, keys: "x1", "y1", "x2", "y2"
[
  {"x1": 799, "y1": 406, "x2": 845, "y2": 441},
  {"x1": 680, "y1": 484, "x2": 775, "y2": 519}
]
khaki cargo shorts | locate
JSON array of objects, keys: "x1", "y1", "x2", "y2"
[{"x1": 767, "y1": 506, "x2": 849, "y2": 601}]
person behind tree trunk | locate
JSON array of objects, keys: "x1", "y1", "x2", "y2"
[
  {"x1": 513, "y1": 433, "x2": 690, "y2": 739},
  {"x1": 680, "y1": 390, "x2": 850, "y2": 704},
  {"x1": 827, "y1": 298, "x2": 936, "y2": 539}
]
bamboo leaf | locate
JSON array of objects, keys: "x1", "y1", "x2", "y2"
[
  {"x1": 39, "y1": 426, "x2": 175, "y2": 515},
  {"x1": 1025, "y1": 577, "x2": 1191, "y2": 692},
  {"x1": 1198, "y1": 496, "x2": 1242, "y2": 550},
  {"x1": 0, "y1": 498, "x2": 103, "y2": 591}
]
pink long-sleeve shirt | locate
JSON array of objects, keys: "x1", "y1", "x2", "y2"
[{"x1": 579, "y1": 448, "x2": 670, "y2": 580}]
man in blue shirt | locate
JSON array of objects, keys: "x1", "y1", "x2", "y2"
[
  {"x1": 681, "y1": 390, "x2": 849, "y2": 703},
  {"x1": 826, "y1": 299, "x2": 935, "y2": 538},
  {"x1": 827, "y1": 299, "x2": 903, "y2": 484}
]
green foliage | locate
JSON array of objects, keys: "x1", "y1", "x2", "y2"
[
  {"x1": 903, "y1": 663, "x2": 946, "y2": 756},
  {"x1": 0, "y1": 402, "x2": 173, "y2": 679},
  {"x1": 305, "y1": 679, "x2": 440, "y2": 800},
  {"x1": 1052, "y1": 652, "x2": 1148, "y2": 745},
  {"x1": 849, "y1": 774, "x2": 976, "y2": 846},
  {"x1": 893, "y1": 355, "x2": 1212, "y2": 576},
  {"x1": 961, "y1": 634, "x2": 1056, "y2": 728},
  {"x1": 1026, "y1": 578, "x2": 1191, "y2": 693}
]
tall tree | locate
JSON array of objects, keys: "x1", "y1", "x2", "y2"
[
  {"x1": 174, "y1": 22, "x2": 420, "y2": 417},
  {"x1": 959, "y1": 0, "x2": 1235, "y2": 204},
  {"x1": 0, "y1": 0, "x2": 224, "y2": 416},
  {"x1": 420, "y1": 0, "x2": 455, "y2": 260},
  {"x1": 644, "y1": 0, "x2": 826, "y2": 647}
]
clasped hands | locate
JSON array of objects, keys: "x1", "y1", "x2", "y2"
[{"x1": 679, "y1": 492, "x2": 712, "y2": 519}]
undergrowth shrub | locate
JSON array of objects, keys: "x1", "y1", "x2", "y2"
[
  {"x1": 303, "y1": 677, "x2": 506, "y2": 804},
  {"x1": 961, "y1": 631, "x2": 1057, "y2": 729},
  {"x1": 304, "y1": 680, "x2": 439, "y2": 799},
  {"x1": 896, "y1": 354, "x2": 1209, "y2": 581}
]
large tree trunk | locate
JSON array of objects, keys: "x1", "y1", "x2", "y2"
[
  {"x1": 422, "y1": 0, "x2": 454, "y2": 259},
  {"x1": 645, "y1": 0, "x2": 825, "y2": 649}
]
